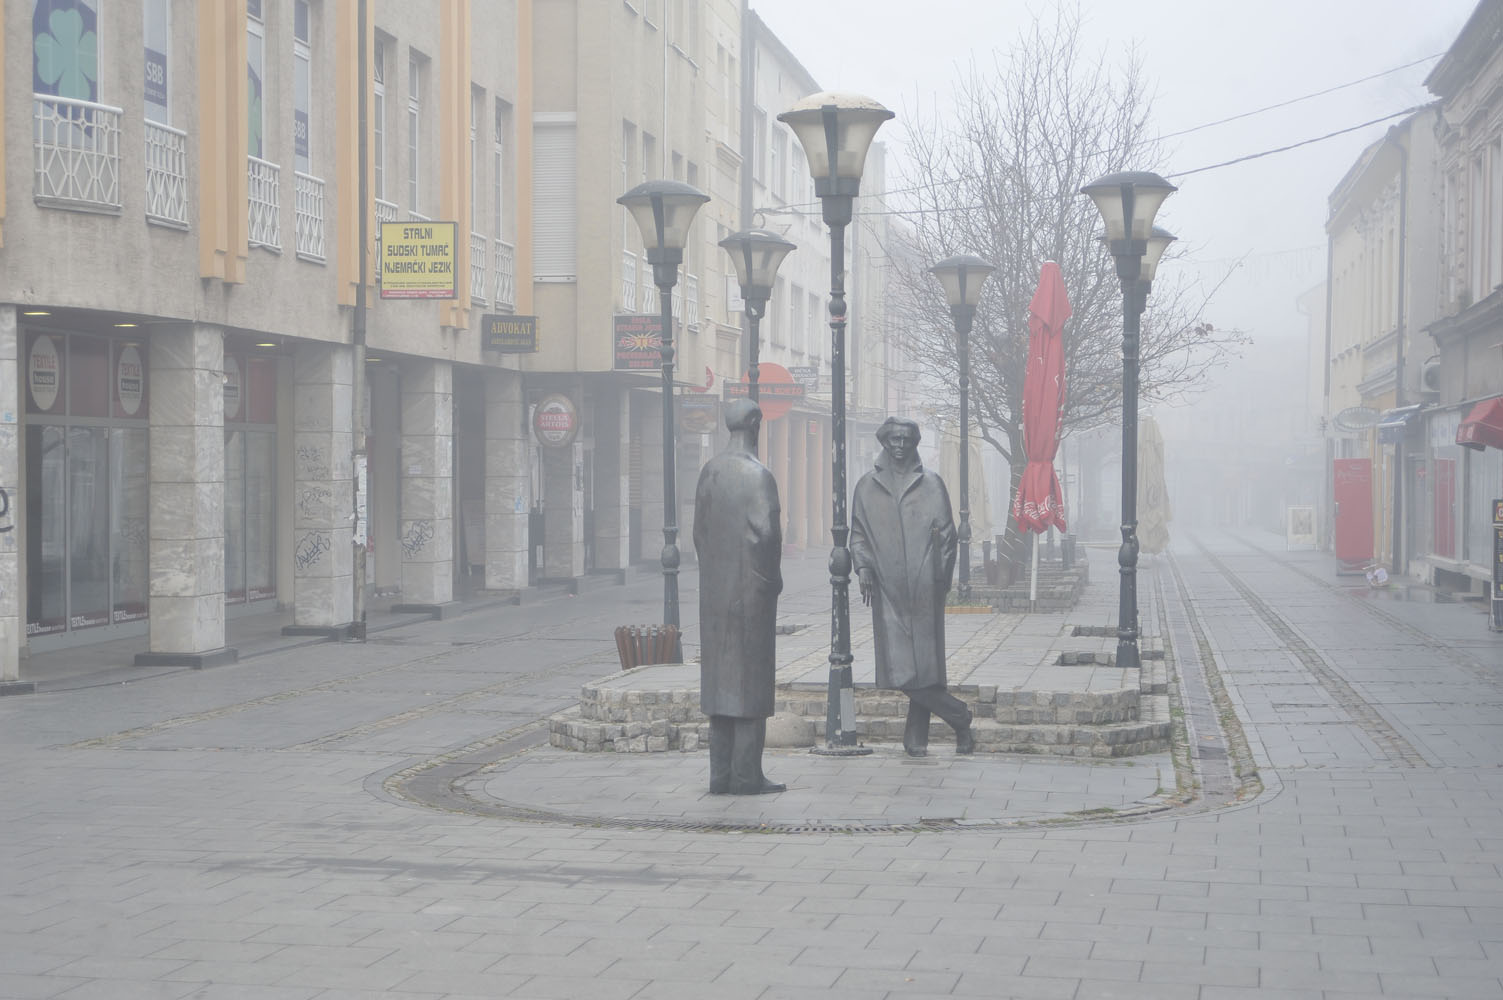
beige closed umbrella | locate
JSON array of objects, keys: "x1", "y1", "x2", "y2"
[{"x1": 1137, "y1": 414, "x2": 1171, "y2": 555}]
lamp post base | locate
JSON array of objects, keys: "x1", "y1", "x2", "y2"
[{"x1": 810, "y1": 744, "x2": 873, "y2": 757}]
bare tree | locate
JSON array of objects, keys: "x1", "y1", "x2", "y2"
[{"x1": 881, "y1": 3, "x2": 1243, "y2": 580}]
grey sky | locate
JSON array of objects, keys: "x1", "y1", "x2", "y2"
[{"x1": 749, "y1": 0, "x2": 1475, "y2": 345}]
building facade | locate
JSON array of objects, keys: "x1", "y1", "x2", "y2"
[
  {"x1": 1417, "y1": 0, "x2": 1503, "y2": 596},
  {"x1": 1323, "y1": 107, "x2": 1442, "y2": 573},
  {"x1": 1, "y1": 0, "x2": 903, "y2": 683}
]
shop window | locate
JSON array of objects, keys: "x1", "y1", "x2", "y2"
[
  {"x1": 225, "y1": 354, "x2": 278, "y2": 604},
  {"x1": 24, "y1": 330, "x2": 150, "y2": 642}
]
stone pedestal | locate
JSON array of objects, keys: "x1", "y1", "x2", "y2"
[
  {"x1": 286, "y1": 342, "x2": 355, "y2": 637},
  {"x1": 483, "y1": 369, "x2": 528, "y2": 592},
  {"x1": 139, "y1": 325, "x2": 236, "y2": 667},
  {"x1": 397, "y1": 360, "x2": 454, "y2": 611}
]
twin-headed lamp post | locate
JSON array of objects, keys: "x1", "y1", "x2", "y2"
[
  {"x1": 618, "y1": 179, "x2": 711, "y2": 657},
  {"x1": 1080, "y1": 171, "x2": 1176, "y2": 672},
  {"x1": 720, "y1": 228, "x2": 797, "y2": 403},
  {"x1": 928, "y1": 255, "x2": 995, "y2": 603},
  {"x1": 780, "y1": 91, "x2": 893, "y2": 754}
]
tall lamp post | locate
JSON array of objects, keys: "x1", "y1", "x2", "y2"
[
  {"x1": 619, "y1": 179, "x2": 710, "y2": 657},
  {"x1": 928, "y1": 255, "x2": 995, "y2": 603},
  {"x1": 780, "y1": 91, "x2": 893, "y2": 754},
  {"x1": 720, "y1": 228, "x2": 797, "y2": 403},
  {"x1": 1081, "y1": 171, "x2": 1176, "y2": 672}
]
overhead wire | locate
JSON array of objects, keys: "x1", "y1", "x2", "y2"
[{"x1": 753, "y1": 51, "x2": 1445, "y2": 218}]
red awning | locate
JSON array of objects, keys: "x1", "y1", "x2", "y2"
[{"x1": 1456, "y1": 396, "x2": 1503, "y2": 451}]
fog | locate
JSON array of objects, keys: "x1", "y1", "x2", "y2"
[{"x1": 751, "y1": 0, "x2": 1475, "y2": 540}]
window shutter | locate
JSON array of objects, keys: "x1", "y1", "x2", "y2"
[{"x1": 532, "y1": 120, "x2": 576, "y2": 281}]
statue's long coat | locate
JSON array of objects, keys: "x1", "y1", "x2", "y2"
[
  {"x1": 849, "y1": 455, "x2": 957, "y2": 691},
  {"x1": 693, "y1": 445, "x2": 782, "y2": 718}
]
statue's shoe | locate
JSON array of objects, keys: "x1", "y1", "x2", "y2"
[
  {"x1": 903, "y1": 743, "x2": 928, "y2": 758},
  {"x1": 730, "y1": 778, "x2": 786, "y2": 795},
  {"x1": 956, "y1": 711, "x2": 976, "y2": 755}
]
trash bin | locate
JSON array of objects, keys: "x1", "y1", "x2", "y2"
[
  {"x1": 1060, "y1": 534, "x2": 1076, "y2": 570},
  {"x1": 613, "y1": 625, "x2": 681, "y2": 669}
]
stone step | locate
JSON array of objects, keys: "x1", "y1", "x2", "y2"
[
  {"x1": 577, "y1": 676, "x2": 1143, "y2": 726},
  {"x1": 549, "y1": 695, "x2": 1172, "y2": 759}
]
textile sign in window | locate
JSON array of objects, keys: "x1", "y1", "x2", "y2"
[{"x1": 34, "y1": 0, "x2": 98, "y2": 102}]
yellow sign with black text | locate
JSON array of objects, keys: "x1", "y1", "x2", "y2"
[{"x1": 380, "y1": 221, "x2": 458, "y2": 299}]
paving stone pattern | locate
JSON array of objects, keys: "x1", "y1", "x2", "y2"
[{"x1": 2, "y1": 532, "x2": 1502, "y2": 998}]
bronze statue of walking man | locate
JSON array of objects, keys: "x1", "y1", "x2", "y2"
[
  {"x1": 693, "y1": 399, "x2": 785, "y2": 794},
  {"x1": 851, "y1": 417, "x2": 975, "y2": 757}
]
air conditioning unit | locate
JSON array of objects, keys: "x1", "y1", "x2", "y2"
[{"x1": 1420, "y1": 359, "x2": 1442, "y2": 398}]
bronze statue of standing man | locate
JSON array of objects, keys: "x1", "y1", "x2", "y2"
[
  {"x1": 851, "y1": 417, "x2": 975, "y2": 757},
  {"x1": 693, "y1": 399, "x2": 785, "y2": 794}
]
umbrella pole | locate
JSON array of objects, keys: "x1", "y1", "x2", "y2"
[{"x1": 1029, "y1": 531, "x2": 1040, "y2": 608}]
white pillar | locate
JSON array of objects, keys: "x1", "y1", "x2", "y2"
[
  {"x1": 141, "y1": 324, "x2": 234, "y2": 666},
  {"x1": 289, "y1": 342, "x2": 355, "y2": 633},
  {"x1": 593, "y1": 387, "x2": 631, "y2": 572},
  {"x1": 483, "y1": 369, "x2": 528, "y2": 591},
  {"x1": 0, "y1": 308, "x2": 20, "y2": 687},
  {"x1": 399, "y1": 360, "x2": 454, "y2": 608}
]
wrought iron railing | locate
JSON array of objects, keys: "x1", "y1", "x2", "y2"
[
  {"x1": 247, "y1": 156, "x2": 281, "y2": 249},
  {"x1": 294, "y1": 172, "x2": 325, "y2": 261},
  {"x1": 493, "y1": 239, "x2": 516, "y2": 311},
  {"x1": 33, "y1": 94, "x2": 121, "y2": 212},
  {"x1": 144, "y1": 119, "x2": 188, "y2": 228},
  {"x1": 470, "y1": 231, "x2": 488, "y2": 305}
]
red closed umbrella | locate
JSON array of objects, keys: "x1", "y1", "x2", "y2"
[{"x1": 1013, "y1": 261, "x2": 1071, "y2": 534}]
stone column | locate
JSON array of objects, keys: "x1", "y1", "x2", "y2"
[
  {"x1": 788, "y1": 413, "x2": 808, "y2": 549},
  {"x1": 592, "y1": 386, "x2": 631, "y2": 573},
  {"x1": 397, "y1": 360, "x2": 454, "y2": 611},
  {"x1": 0, "y1": 308, "x2": 22, "y2": 690},
  {"x1": 140, "y1": 324, "x2": 235, "y2": 666},
  {"x1": 638, "y1": 393, "x2": 664, "y2": 565},
  {"x1": 483, "y1": 369, "x2": 528, "y2": 591},
  {"x1": 541, "y1": 434, "x2": 584, "y2": 582},
  {"x1": 288, "y1": 342, "x2": 354, "y2": 635}
]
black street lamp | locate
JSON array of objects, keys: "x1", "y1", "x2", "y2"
[
  {"x1": 928, "y1": 255, "x2": 995, "y2": 603},
  {"x1": 780, "y1": 91, "x2": 893, "y2": 754},
  {"x1": 719, "y1": 228, "x2": 797, "y2": 403},
  {"x1": 618, "y1": 179, "x2": 710, "y2": 657},
  {"x1": 1081, "y1": 170, "x2": 1176, "y2": 672}
]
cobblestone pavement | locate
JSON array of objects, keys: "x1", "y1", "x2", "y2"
[{"x1": 2, "y1": 530, "x2": 1501, "y2": 999}]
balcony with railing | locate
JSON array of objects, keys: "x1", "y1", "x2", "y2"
[
  {"x1": 375, "y1": 198, "x2": 398, "y2": 228},
  {"x1": 470, "y1": 232, "x2": 488, "y2": 305},
  {"x1": 621, "y1": 250, "x2": 639, "y2": 312},
  {"x1": 294, "y1": 172, "x2": 325, "y2": 261},
  {"x1": 33, "y1": 94, "x2": 121, "y2": 212},
  {"x1": 641, "y1": 280, "x2": 659, "y2": 315},
  {"x1": 493, "y1": 239, "x2": 515, "y2": 311},
  {"x1": 144, "y1": 119, "x2": 187, "y2": 228},
  {"x1": 671, "y1": 283, "x2": 682, "y2": 324},
  {"x1": 247, "y1": 156, "x2": 281, "y2": 250},
  {"x1": 685, "y1": 273, "x2": 700, "y2": 328}
]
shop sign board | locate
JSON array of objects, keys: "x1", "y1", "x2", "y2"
[
  {"x1": 789, "y1": 365, "x2": 819, "y2": 392},
  {"x1": 1493, "y1": 499, "x2": 1503, "y2": 631},
  {"x1": 117, "y1": 344, "x2": 145, "y2": 416},
  {"x1": 482, "y1": 314, "x2": 538, "y2": 353},
  {"x1": 28, "y1": 334, "x2": 60, "y2": 412},
  {"x1": 680, "y1": 395, "x2": 719, "y2": 435},
  {"x1": 533, "y1": 393, "x2": 579, "y2": 448},
  {"x1": 613, "y1": 314, "x2": 663, "y2": 371},
  {"x1": 379, "y1": 221, "x2": 458, "y2": 298},
  {"x1": 724, "y1": 362, "x2": 803, "y2": 420}
]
